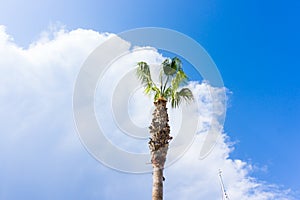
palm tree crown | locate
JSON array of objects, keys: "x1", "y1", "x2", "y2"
[{"x1": 136, "y1": 57, "x2": 194, "y2": 107}]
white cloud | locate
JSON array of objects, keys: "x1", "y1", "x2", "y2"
[{"x1": 0, "y1": 25, "x2": 296, "y2": 200}]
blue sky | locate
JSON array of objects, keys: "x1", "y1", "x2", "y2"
[{"x1": 0, "y1": 0, "x2": 299, "y2": 199}]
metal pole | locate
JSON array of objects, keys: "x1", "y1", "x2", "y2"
[{"x1": 218, "y1": 169, "x2": 230, "y2": 200}]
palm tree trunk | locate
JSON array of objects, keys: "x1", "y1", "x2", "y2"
[{"x1": 149, "y1": 99, "x2": 172, "y2": 200}]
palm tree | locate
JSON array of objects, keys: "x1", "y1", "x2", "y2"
[{"x1": 136, "y1": 57, "x2": 194, "y2": 200}]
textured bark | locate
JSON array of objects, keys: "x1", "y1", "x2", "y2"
[{"x1": 149, "y1": 99, "x2": 172, "y2": 200}]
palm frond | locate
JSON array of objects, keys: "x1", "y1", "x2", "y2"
[
  {"x1": 171, "y1": 89, "x2": 179, "y2": 108},
  {"x1": 137, "y1": 62, "x2": 155, "y2": 95},
  {"x1": 178, "y1": 88, "x2": 194, "y2": 102},
  {"x1": 171, "y1": 57, "x2": 182, "y2": 71},
  {"x1": 163, "y1": 87, "x2": 172, "y2": 100},
  {"x1": 137, "y1": 62, "x2": 152, "y2": 85},
  {"x1": 163, "y1": 58, "x2": 176, "y2": 76},
  {"x1": 171, "y1": 70, "x2": 188, "y2": 91},
  {"x1": 171, "y1": 87, "x2": 194, "y2": 108}
]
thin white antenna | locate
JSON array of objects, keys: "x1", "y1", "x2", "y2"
[{"x1": 218, "y1": 169, "x2": 230, "y2": 200}]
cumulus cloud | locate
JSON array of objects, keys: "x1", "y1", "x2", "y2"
[{"x1": 0, "y1": 25, "x2": 295, "y2": 199}]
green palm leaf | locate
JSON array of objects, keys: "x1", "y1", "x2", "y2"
[
  {"x1": 162, "y1": 57, "x2": 183, "y2": 76},
  {"x1": 178, "y1": 88, "x2": 194, "y2": 101},
  {"x1": 171, "y1": 87, "x2": 194, "y2": 108},
  {"x1": 136, "y1": 62, "x2": 152, "y2": 85},
  {"x1": 162, "y1": 58, "x2": 175, "y2": 75},
  {"x1": 137, "y1": 62, "x2": 153, "y2": 94},
  {"x1": 171, "y1": 57, "x2": 182, "y2": 71},
  {"x1": 171, "y1": 69, "x2": 188, "y2": 91}
]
